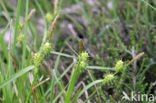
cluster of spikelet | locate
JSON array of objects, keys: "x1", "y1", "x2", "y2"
[
  {"x1": 103, "y1": 60, "x2": 124, "y2": 84},
  {"x1": 32, "y1": 13, "x2": 54, "y2": 67},
  {"x1": 33, "y1": 42, "x2": 52, "y2": 67},
  {"x1": 77, "y1": 52, "x2": 89, "y2": 73},
  {"x1": 45, "y1": 13, "x2": 53, "y2": 24}
]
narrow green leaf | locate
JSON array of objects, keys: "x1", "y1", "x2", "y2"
[
  {"x1": 51, "y1": 51, "x2": 76, "y2": 58},
  {"x1": 0, "y1": 65, "x2": 35, "y2": 88},
  {"x1": 87, "y1": 66, "x2": 114, "y2": 70},
  {"x1": 72, "y1": 79, "x2": 103, "y2": 102}
]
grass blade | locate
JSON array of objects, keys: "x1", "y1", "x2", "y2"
[
  {"x1": 0, "y1": 65, "x2": 35, "y2": 88},
  {"x1": 71, "y1": 79, "x2": 103, "y2": 102},
  {"x1": 87, "y1": 66, "x2": 114, "y2": 70}
]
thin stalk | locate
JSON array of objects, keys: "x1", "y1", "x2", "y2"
[
  {"x1": 22, "y1": 0, "x2": 29, "y2": 68},
  {"x1": 25, "y1": 68, "x2": 39, "y2": 103},
  {"x1": 65, "y1": 68, "x2": 80, "y2": 103},
  {"x1": 13, "y1": 0, "x2": 22, "y2": 50}
]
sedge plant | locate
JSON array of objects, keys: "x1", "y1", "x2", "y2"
[{"x1": 65, "y1": 52, "x2": 89, "y2": 103}]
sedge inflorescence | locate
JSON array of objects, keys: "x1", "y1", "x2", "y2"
[
  {"x1": 45, "y1": 13, "x2": 53, "y2": 24},
  {"x1": 18, "y1": 22, "x2": 23, "y2": 32},
  {"x1": 17, "y1": 34, "x2": 24, "y2": 43},
  {"x1": 77, "y1": 52, "x2": 89, "y2": 73},
  {"x1": 114, "y1": 60, "x2": 124, "y2": 72},
  {"x1": 103, "y1": 73, "x2": 115, "y2": 84},
  {"x1": 33, "y1": 42, "x2": 52, "y2": 67},
  {"x1": 33, "y1": 52, "x2": 43, "y2": 67},
  {"x1": 103, "y1": 60, "x2": 124, "y2": 84},
  {"x1": 42, "y1": 42, "x2": 52, "y2": 55}
]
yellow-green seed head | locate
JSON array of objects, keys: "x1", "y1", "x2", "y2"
[
  {"x1": 17, "y1": 34, "x2": 24, "y2": 43},
  {"x1": 76, "y1": 52, "x2": 89, "y2": 73},
  {"x1": 18, "y1": 22, "x2": 23, "y2": 31},
  {"x1": 115, "y1": 60, "x2": 124, "y2": 72},
  {"x1": 78, "y1": 52, "x2": 89, "y2": 62},
  {"x1": 103, "y1": 73, "x2": 115, "y2": 84},
  {"x1": 45, "y1": 13, "x2": 53, "y2": 24},
  {"x1": 33, "y1": 52, "x2": 43, "y2": 67},
  {"x1": 42, "y1": 42, "x2": 52, "y2": 55},
  {"x1": 79, "y1": 61, "x2": 87, "y2": 72}
]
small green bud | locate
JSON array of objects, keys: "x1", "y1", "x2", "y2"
[
  {"x1": 115, "y1": 60, "x2": 124, "y2": 72},
  {"x1": 78, "y1": 52, "x2": 89, "y2": 62},
  {"x1": 33, "y1": 52, "x2": 43, "y2": 67},
  {"x1": 17, "y1": 34, "x2": 24, "y2": 43},
  {"x1": 45, "y1": 13, "x2": 53, "y2": 24},
  {"x1": 18, "y1": 22, "x2": 23, "y2": 31},
  {"x1": 42, "y1": 42, "x2": 52, "y2": 55},
  {"x1": 103, "y1": 73, "x2": 115, "y2": 84}
]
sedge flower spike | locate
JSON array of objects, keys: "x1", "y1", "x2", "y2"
[
  {"x1": 42, "y1": 42, "x2": 52, "y2": 55},
  {"x1": 65, "y1": 52, "x2": 89, "y2": 103},
  {"x1": 115, "y1": 60, "x2": 124, "y2": 72},
  {"x1": 79, "y1": 61, "x2": 87, "y2": 73},
  {"x1": 78, "y1": 52, "x2": 89, "y2": 62},
  {"x1": 77, "y1": 52, "x2": 89, "y2": 73},
  {"x1": 45, "y1": 13, "x2": 53, "y2": 24},
  {"x1": 17, "y1": 34, "x2": 24, "y2": 43},
  {"x1": 103, "y1": 73, "x2": 115, "y2": 84},
  {"x1": 33, "y1": 52, "x2": 43, "y2": 67},
  {"x1": 18, "y1": 22, "x2": 23, "y2": 32}
]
